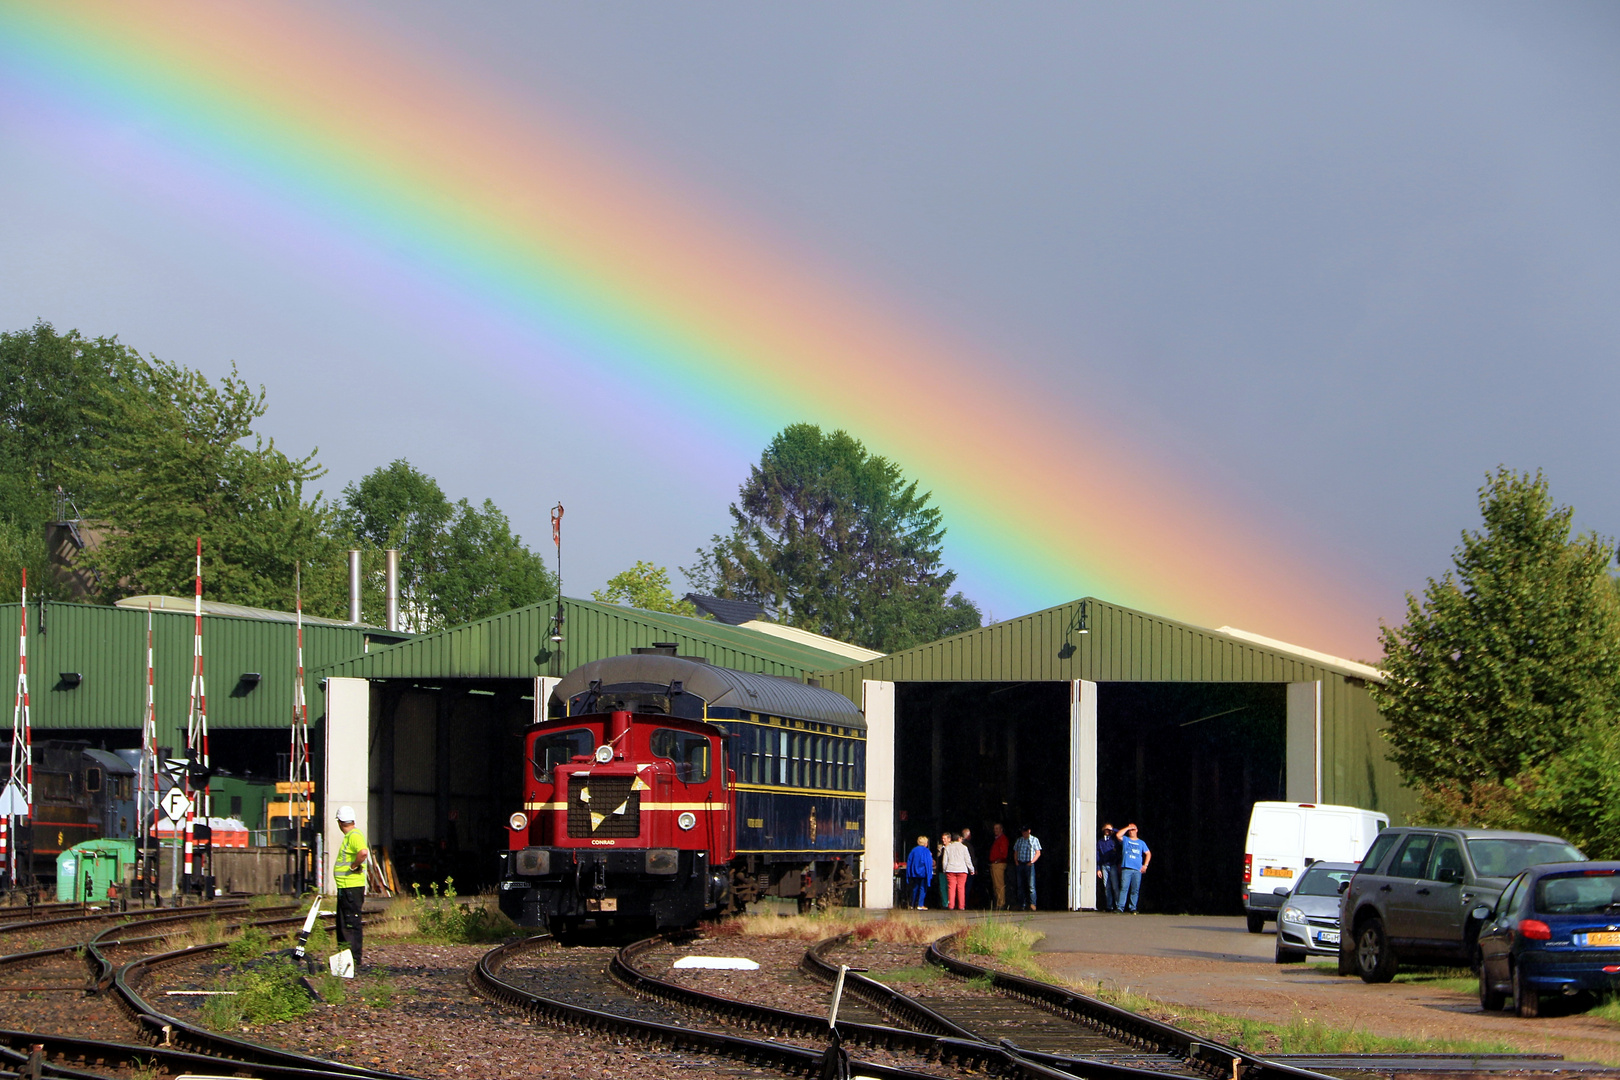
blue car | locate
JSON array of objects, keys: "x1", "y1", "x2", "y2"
[{"x1": 1476, "y1": 861, "x2": 1620, "y2": 1017}]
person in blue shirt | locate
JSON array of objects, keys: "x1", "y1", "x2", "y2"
[
  {"x1": 1012, "y1": 826, "x2": 1042, "y2": 910},
  {"x1": 1117, "y1": 823, "x2": 1151, "y2": 913},
  {"x1": 905, "y1": 836, "x2": 935, "y2": 910}
]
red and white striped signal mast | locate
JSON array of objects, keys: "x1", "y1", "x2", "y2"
[
  {"x1": 182, "y1": 539, "x2": 211, "y2": 895},
  {"x1": 1, "y1": 570, "x2": 33, "y2": 890},
  {"x1": 288, "y1": 563, "x2": 313, "y2": 894},
  {"x1": 136, "y1": 604, "x2": 159, "y2": 901}
]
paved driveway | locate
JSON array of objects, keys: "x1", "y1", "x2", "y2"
[{"x1": 932, "y1": 910, "x2": 1620, "y2": 1066}]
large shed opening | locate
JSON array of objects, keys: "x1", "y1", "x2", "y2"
[
  {"x1": 1097, "y1": 682, "x2": 1286, "y2": 915},
  {"x1": 369, "y1": 679, "x2": 532, "y2": 891},
  {"x1": 894, "y1": 682, "x2": 1071, "y2": 909}
]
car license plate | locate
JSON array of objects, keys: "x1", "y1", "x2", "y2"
[
  {"x1": 1262, "y1": 867, "x2": 1293, "y2": 878},
  {"x1": 1316, "y1": 930, "x2": 1340, "y2": 945},
  {"x1": 1581, "y1": 931, "x2": 1620, "y2": 947}
]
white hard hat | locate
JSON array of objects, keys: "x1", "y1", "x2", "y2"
[{"x1": 336, "y1": 805, "x2": 356, "y2": 823}]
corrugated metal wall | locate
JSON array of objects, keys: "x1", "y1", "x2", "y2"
[
  {"x1": 318, "y1": 598, "x2": 853, "y2": 682},
  {"x1": 817, "y1": 598, "x2": 1416, "y2": 823},
  {"x1": 0, "y1": 601, "x2": 386, "y2": 750}
]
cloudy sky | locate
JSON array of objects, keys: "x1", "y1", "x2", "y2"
[{"x1": 2, "y1": 1, "x2": 1616, "y2": 658}]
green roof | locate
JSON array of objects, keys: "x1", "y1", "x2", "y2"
[{"x1": 315, "y1": 597, "x2": 858, "y2": 681}]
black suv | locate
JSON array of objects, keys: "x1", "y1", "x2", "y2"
[{"x1": 1338, "y1": 827, "x2": 1583, "y2": 982}]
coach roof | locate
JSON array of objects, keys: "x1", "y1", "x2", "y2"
[{"x1": 552, "y1": 653, "x2": 865, "y2": 730}]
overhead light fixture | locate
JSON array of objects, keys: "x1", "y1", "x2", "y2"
[
  {"x1": 240, "y1": 672, "x2": 262, "y2": 687},
  {"x1": 59, "y1": 672, "x2": 83, "y2": 688},
  {"x1": 1058, "y1": 600, "x2": 1091, "y2": 660}
]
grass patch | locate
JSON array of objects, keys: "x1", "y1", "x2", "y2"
[
  {"x1": 873, "y1": 965, "x2": 944, "y2": 986},
  {"x1": 1589, "y1": 994, "x2": 1620, "y2": 1024},
  {"x1": 1391, "y1": 966, "x2": 1477, "y2": 993},
  {"x1": 390, "y1": 879, "x2": 517, "y2": 944},
  {"x1": 1077, "y1": 980, "x2": 1511, "y2": 1055},
  {"x1": 246, "y1": 893, "x2": 282, "y2": 911},
  {"x1": 957, "y1": 916, "x2": 1046, "y2": 979},
  {"x1": 169, "y1": 917, "x2": 225, "y2": 950},
  {"x1": 1308, "y1": 961, "x2": 1476, "y2": 993},
  {"x1": 362, "y1": 969, "x2": 396, "y2": 1008},
  {"x1": 223, "y1": 925, "x2": 272, "y2": 964},
  {"x1": 200, "y1": 957, "x2": 312, "y2": 1029},
  {"x1": 712, "y1": 907, "x2": 965, "y2": 944},
  {"x1": 315, "y1": 971, "x2": 348, "y2": 1005},
  {"x1": 943, "y1": 929, "x2": 1509, "y2": 1056}
]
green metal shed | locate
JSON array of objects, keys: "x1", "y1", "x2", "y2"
[
  {"x1": 0, "y1": 599, "x2": 406, "y2": 777},
  {"x1": 813, "y1": 597, "x2": 1411, "y2": 915},
  {"x1": 319, "y1": 596, "x2": 861, "y2": 682},
  {"x1": 311, "y1": 597, "x2": 869, "y2": 892}
]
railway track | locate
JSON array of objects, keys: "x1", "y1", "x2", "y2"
[
  {"x1": 0, "y1": 902, "x2": 416, "y2": 1080},
  {"x1": 0, "y1": 896, "x2": 250, "y2": 939},
  {"x1": 917, "y1": 931, "x2": 1615, "y2": 1079},
  {"x1": 474, "y1": 932, "x2": 965, "y2": 1079},
  {"x1": 613, "y1": 926, "x2": 1618, "y2": 1080}
]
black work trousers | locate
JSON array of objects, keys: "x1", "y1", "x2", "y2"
[{"x1": 335, "y1": 885, "x2": 364, "y2": 968}]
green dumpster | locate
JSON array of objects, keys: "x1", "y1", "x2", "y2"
[{"x1": 56, "y1": 839, "x2": 136, "y2": 903}]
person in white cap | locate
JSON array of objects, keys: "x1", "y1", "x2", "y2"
[{"x1": 333, "y1": 805, "x2": 367, "y2": 970}]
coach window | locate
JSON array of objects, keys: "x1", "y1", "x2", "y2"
[
  {"x1": 816, "y1": 737, "x2": 827, "y2": 789},
  {"x1": 779, "y1": 731, "x2": 789, "y2": 784},
  {"x1": 533, "y1": 728, "x2": 595, "y2": 782},
  {"x1": 651, "y1": 728, "x2": 711, "y2": 783}
]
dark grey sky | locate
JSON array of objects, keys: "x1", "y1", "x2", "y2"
[{"x1": 3, "y1": 2, "x2": 1617, "y2": 651}]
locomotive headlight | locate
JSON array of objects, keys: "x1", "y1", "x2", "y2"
[
  {"x1": 677, "y1": 811, "x2": 697, "y2": 831},
  {"x1": 595, "y1": 744, "x2": 615, "y2": 764},
  {"x1": 508, "y1": 811, "x2": 529, "y2": 832}
]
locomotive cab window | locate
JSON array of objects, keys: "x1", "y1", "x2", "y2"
[
  {"x1": 533, "y1": 728, "x2": 595, "y2": 782},
  {"x1": 84, "y1": 766, "x2": 102, "y2": 794},
  {"x1": 650, "y1": 728, "x2": 710, "y2": 783}
]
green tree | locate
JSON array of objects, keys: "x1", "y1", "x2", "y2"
[
  {"x1": 686, "y1": 423, "x2": 980, "y2": 652},
  {"x1": 435, "y1": 498, "x2": 555, "y2": 627},
  {"x1": 0, "y1": 321, "x2": 140, "y2": 598},
  {"x1": 339, "y1": 460, "x2": 554, "y2": 631},
  {"x1": 64, "y1": 355, "x2": 348, "y2": 615},
  {"x1": 338, "y1": 460, "x2": 455, "y2": 629},
  {"x1": 1372, "y1": 468, "x2": 1620, "y2": 829},
  {"x1": 593, "y1": 561, "x2": 698, "y2": 616}
]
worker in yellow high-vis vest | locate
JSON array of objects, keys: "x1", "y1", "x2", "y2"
[{"x1": 333, "y1": 805, "x2": 368, "y2": 970}]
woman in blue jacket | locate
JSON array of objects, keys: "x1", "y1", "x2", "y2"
[{"x1": 906, "y1": 836, "x2": 935, "y2": 910}]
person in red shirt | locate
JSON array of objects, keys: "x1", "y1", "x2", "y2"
[{"x1": 988, "y1": 822, "x2": 1010, "y2": 909}]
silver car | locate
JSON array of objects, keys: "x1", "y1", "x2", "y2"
[{"x1": 1275, "y1": 861, "x2": 1358, "y2": 963}]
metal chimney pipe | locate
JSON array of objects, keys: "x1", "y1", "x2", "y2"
[
  {"x1": 347, "y1": 550, "x2": 362, "y2": 624},
  {"x1": 385, "y1": 549, "x2": 399, "y2": 632}
]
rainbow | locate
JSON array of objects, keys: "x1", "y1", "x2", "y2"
[{"x1": 0, "y1": 1, "x2": 1387, "y2": 657}]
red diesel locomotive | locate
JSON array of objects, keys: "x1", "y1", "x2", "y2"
[{"x1": 498, "y1": 649, "x2": 867, "y2": 933}]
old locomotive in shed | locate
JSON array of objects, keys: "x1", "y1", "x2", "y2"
[{"x1": 498, "y1": 649, "x2": 866, "y2": 932}]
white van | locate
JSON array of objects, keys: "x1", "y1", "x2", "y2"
[{"x1": 1243, "y1": 801, "x2": 1387, "y2": 933}]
